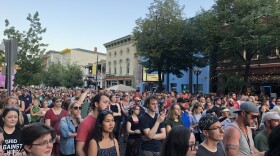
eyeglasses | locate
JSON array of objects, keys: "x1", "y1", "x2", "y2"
[
  {"x1": 73, "y1": 106, "x2": 82, "y2": 110},
  {"x1": 136, "y1": 100, "x2": 141, "y2": 102},
  {"x1": 205, "y1": 126, "x2": 223, "y2": 131},
  {"x1": 32, "y1": 139, "x2": 55, "y2": 146},
  {"x1": 189, "y1": 141, "x2": 198, "y2": 151},
  {"x1": 100, "y1": 110, "x2": 113, "y2": 115}
]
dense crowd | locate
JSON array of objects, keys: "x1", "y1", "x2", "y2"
[{"x1": 0, "y1": 88, "x2": 279, "y2": 156}]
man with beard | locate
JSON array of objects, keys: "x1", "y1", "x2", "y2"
[
  {"x1": 254, "y1": 112, "x2": 280, "y2": 152},
  {"x1": 178, "y1": 98, "x2": 192, "y2": 128},
  {"x1": 227, "y1": 98, "x2": 238, "y2": 122},
  {"x1": 223, "y1": 102, "x2": 264, "y2": 156},
  {"x1": 197, "y1": 114, "x2": 226, "y2": 156}
]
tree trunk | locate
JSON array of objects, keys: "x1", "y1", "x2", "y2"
[
  {"x1": 243, "y1": 60, "x2": 251, "y2": 94},
  {"x1": 158, "y1": 69, "x2": 162, "y2": 92},
  {"x1": 210, "y1": 59, "x2": 218, "y2": 93}
]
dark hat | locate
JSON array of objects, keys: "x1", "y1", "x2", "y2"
[
  {"x1": 233, "y1": 102, "x2": 259, "y2": 113},
  {"x1": 198, "y1": 114, "x2": 223, "y2": 130},
  {"x1": 177, "y1": 97, "x2": 186, "y2": 103}
]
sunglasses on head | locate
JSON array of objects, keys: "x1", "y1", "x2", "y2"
[
  {"x1": 55, "y1": 99, "x2": 62, "y2": 103},
  {"x1": 100, "y1": 110, "x2": 113, "y2": 115},
  {"x1": 73, "y1": 106, "x2": 82, "y2": 110}
]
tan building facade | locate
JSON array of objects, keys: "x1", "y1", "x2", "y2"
[
  {"x1": 104, "y1": 35, "x2": 141, "y2": 89},
  {"x1": 46, "y1": 48, "x2": 107, "y2": 88}
]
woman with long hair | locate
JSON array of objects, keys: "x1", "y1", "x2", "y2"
[
  {"x1": 165, "y1": 104, "x2": 183, "y2": 134},
  {"x1": 88, "y1": 110, "x2": 120, "y2": 156},
  {"x1": 190, "y1": 103, "x2": 203, "y2": 143},
  {"x1": 160, "y1": 125, "x2": 197, "y2": 156},
  {"x1": 1, "y1": 107, "x2": 23, "y2": 155},
  {"x1": 125, "y1": 105, "x2": 142, "y2": 156},
  {"x1": 59, "y1": 101, "x2": 83, "y2": 156},
  {"x1": 109, "y1": 95, "x2": 122, "y2": 141},
  {"x1": 45, "y1": 96, "x2": 68, "y2": 156}
]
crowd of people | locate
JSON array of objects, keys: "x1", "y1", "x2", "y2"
[{"x1": 0, "y1": 87, "x2": 280, "y2": 156}]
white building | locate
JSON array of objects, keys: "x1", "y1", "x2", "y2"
[{"x1": 104, "y1": 35, "x2": 141, "y2": 89}]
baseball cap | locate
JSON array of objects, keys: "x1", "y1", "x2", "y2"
[
  {"x1": 233, "y1": 102, "x2": 259, "y2": 113},
  {"x1": 263, "y1": 112, "x2": 280, "y2": 122},
  {"x1": 221, "y1": 107, "x2": 230, "y2": 112},
  {"x1": 198, "y1": 114, "x2": 223, "y2": 130}
]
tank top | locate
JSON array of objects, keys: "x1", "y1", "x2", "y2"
[
  {"x1": 97, "y1": 140, "x2": 117, "y2": 156},
  {"x1": 111, "y1": 104, "x2": 121, "y2": 122},
  {"x1": 229, "y1": 122, "x2": 254, "y2": 155}
]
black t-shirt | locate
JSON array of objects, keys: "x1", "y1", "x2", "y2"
[
  {"x1": 139, "y1": 113, "x2": 165, "y2": 152},
  {"x1": 2, "y1": 127, "x2": 23, "y2": 154},
  {"x1": 127, "y1": 116, "x2": 141, "y2": 139},
  {"x1": 196, "y1": 142, "x2": 225, "y2": 156},
  {"x1": 110, "y1": 104, "x2": 121, "y2": 122}
]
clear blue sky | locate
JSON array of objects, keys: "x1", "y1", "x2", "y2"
[{"x1": 0, "y1": 0, "x2": 215, "y2": 53}]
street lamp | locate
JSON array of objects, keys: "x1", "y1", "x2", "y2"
[{"x1": 193, "y1": 68, "x2": 202, "y2": 95}]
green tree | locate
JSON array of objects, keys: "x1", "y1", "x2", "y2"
[
  {"x1": 220, "y1": 0, "x2": 280, "y2": 87},
  {"x1": 62, "y1": 63, "x2": 84, "y2": 88},
  {"x1": 43, "y1": 63, "x2": 65, "y2": 87},
  {"x1": 43, "y1": 63, "x2": 84, "y2": 88},
  {"x1": 133, "y1": 0, "x2": 200, "y2": 91},
  {"x1": 3, "y1": 12, "x2": 48, "y2": 86}
]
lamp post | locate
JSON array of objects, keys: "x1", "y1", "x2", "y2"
[{"x1": 193, "y1": 68, "x2": 202, "y2": 95}]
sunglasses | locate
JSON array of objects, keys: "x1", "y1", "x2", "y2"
[
  {"x1": 245, "y1": 112, "x2": 259, "y2": 119},
  {"x1": 55, "y1": 99, "x2": 62, "y2": 103},
  {"x1": 73, "y1": 106, "x2": 82, "y2": 110},
  {"x1": 100, "y1": 110, "x2": 113, "y2": 115}
]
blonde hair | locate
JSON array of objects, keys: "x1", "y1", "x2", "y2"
[{"x1": 67, "y1": 101, "x2": 80, "y2": 116}]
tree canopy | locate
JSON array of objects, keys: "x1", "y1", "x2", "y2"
[
  {"x1": 133, "y1": 0, "x2": 205, "y2": 91},
  {"x1": 3, "y1": 12, "x2": 48, "y2": 86}
]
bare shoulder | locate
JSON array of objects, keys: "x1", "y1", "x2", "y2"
[
  {"x1": 223, "y1": 126, "x2": 241, "y2": 155},
  {"x1": 224, "y1": 125, "x2": 240, "y2": 139}
]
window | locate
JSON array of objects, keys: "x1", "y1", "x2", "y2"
[
  {"x1": 126, "y1": 48, "x2": 130, "y2": 54},
  {"x1": 120, "y1": 50, "x2": 123, "y2": 56},
  {"x1": 114, "y1": 51, "x2": 117, "y2": 56},
  {"x1": 114, "y1": 61, "x2": 117, "y2": 74},
  {"x1": 193, "y1": 84, "x2": 203, "y2": 93},
  {"x1": 126, "y1": 59, "x2": 130, "y2": 74},
  {"x1": 109, "y1": 52, "x2": 111, "y2": 57},
  {"x1": 108, "y1": 62, "x2": 111, "y2": 74},
  {"x1": 119, "y1": 60, "x2": 123, "y2": 75}
]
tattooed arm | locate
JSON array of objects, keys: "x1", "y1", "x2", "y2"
[{"x1": 223, "y1": 126, "x2": 264, "y2": 156}]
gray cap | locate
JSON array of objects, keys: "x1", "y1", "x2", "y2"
[
  {"x1": 263, "y1": 112, "x2": 280, "y2": 122},
  {"x1": 233, "y1": 102, "x2": 259, "y2": 113}
]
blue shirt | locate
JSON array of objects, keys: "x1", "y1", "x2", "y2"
[
  {"x1": 59, "y1": 116, "x2": 79, "y2": 155},
  {"x1": 181, "y1": 111, "x2": 191, "y2": 128}
]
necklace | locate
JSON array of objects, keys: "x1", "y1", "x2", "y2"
[{"x1": 236, "y1": 121, "x2": 250, "y2": 148}]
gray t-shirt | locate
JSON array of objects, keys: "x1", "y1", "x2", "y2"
[{"x1": 196, "y1": 142, "x2": 225, "y2": 156}]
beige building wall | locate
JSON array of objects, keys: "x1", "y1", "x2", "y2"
[{"x1": 104, "y1": 35, "x2": 141, "y2": 88}]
